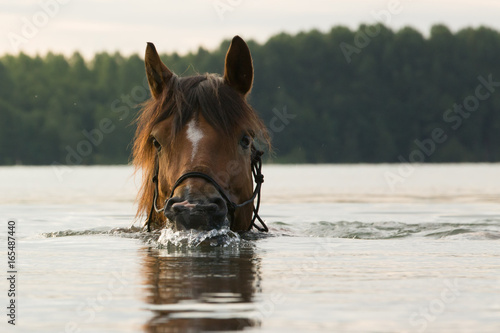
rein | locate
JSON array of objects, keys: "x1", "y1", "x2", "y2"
[{"x1": 146, "y1": 147, "x2": 268, "y2": 233}]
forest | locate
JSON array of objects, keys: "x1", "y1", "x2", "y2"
[{"x1": 1, "y1": 24, "x2": 499, "y2": 165}]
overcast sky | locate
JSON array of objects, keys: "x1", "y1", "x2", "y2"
[{"x1": 1, "y1": 0, "x2": 499, "y2": 58}]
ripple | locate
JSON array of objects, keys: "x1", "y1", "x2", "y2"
[
  {"x1": 295, "y1": 220, "x2": 500, "y2": 240},
  {"x1": 39, "y1": 219, "x2": 500, "y2": 243},
  {"x1": 40, "y1": 226, "x2": 245, "y2": 248},
  {"x1": 40, "y1": 226, "x2": 143, "y2": 238}
]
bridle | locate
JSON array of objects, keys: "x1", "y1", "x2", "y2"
[{"x1": 145, "y1": 146, "x2": 268, "y2": 233}]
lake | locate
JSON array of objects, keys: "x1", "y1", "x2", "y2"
[{"x1": 1, "y1": 164, "x2": 499, "y2": 332}]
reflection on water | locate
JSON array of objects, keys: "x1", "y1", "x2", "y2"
[{"x1": 140, "y1": 243, "x2": 261, "y2": 332}]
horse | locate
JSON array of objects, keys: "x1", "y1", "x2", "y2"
[{"x1": 133, "y1": 36, "x2": 270, "y2": 233}]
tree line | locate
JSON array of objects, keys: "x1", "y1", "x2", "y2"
[{"x1": 1, "y1": 24, "x2": 500, "y2": 165}]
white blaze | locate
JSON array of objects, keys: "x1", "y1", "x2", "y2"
[{"x1": 186, "y1": 119, "x2": 204, "y2": 161}]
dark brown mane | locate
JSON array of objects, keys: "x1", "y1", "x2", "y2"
[{"x1": 132, "y1": 72, "x2": 269, "y2": 222}]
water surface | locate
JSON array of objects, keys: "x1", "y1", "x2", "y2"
[{"x1": 1, "y1": 164, "x2": 499, "y2": 332}]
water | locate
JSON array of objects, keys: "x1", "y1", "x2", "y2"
[{"x1": 1, "y1": 164, "x2": 499, "y2": 332}]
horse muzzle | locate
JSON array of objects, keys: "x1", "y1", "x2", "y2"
[
  {"x1": 146, "y1": 148, "x2": 267, "y2": 232},
  {"x1": 164, "y1": 194, "x2": 229, "y2": 231}
]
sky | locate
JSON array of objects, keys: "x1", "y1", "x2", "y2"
[{"x1": 1, "y1": 0, "x2": 500, "y2": 58}]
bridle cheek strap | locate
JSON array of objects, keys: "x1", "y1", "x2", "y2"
[{"x1": 146, "y1": 147, "x2": 268, "y2": 233}]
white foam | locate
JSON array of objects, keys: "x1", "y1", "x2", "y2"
[{"x1": 156, "y1": 227, "x2": 241, "y2": 247}]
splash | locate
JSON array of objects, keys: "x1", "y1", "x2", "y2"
[
  {"x1": 40, "y1": 226, "x2": 243, "y2": 248},
  {"x1": 155, "y1": 227, "x2": 241, "y2": 248}
]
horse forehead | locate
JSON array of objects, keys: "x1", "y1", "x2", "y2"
[
  {"x1": 183, "y1": 115, "x2": 234, "y2": 166},
  {"x1": 186, "y1": 118, "x2": 204, "y2": 143},
  {"x1": 186, "y1": 118, "x2": 204, "y2": 162}
]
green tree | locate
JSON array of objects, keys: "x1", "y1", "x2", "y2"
[{"x1": 1, "y1": 25, "x2": 500, "y2": 164}]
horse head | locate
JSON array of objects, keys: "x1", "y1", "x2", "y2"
[{"x1": 133, "y1": 36, "x2": 269, "y2": 232}]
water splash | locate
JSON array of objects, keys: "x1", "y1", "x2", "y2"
[
  {"x1": 40, "y1": 226, "x2": 242, "y2": 248},
  {"x1": 155, "y1": 227, "x2": 241, "y2": 248}
]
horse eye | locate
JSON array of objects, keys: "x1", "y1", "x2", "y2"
[
  {"x1": 239, "y1": 135, "x2": 252, "y2": 149},
  {"x1": 152, "y1": 137, "x2": 162, "y2": 151}
]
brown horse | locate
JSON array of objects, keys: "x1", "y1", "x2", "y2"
[{"x1": 133, "y1": 36, "x2": 269, "y2": 232}]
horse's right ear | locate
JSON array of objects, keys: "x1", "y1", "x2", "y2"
[{"x1": 145, "y1": 42, "x2": 173, "y2": 99}]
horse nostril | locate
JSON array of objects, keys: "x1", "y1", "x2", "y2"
[
  {"x1": 204, "y1": 203, "x2": 218, "y2": 213},
  {"x1": 164, "y1": 197, "x2": 183, "y2": 212},
  {"x1": 209, "y1": 197, "x2": 227, "y2": 217}
]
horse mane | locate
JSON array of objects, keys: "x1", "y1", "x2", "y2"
[{"x1": 132, "y1": 72, "x2": 270, "y2": 226}]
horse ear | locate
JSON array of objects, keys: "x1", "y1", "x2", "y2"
[
  {"x1": 224, "y1": 36, "x2": 253, "y2": 96},
  {"x1": 145, "y1": 42, "x2": 173, "y2": 99}
]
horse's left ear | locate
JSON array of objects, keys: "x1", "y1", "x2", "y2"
[
  {"x1": 224, "y1": 36, "x2": 253, "y2": 96},
  {"x1": 145, "y1": 42, "x2": 173, "y2": 99}
]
